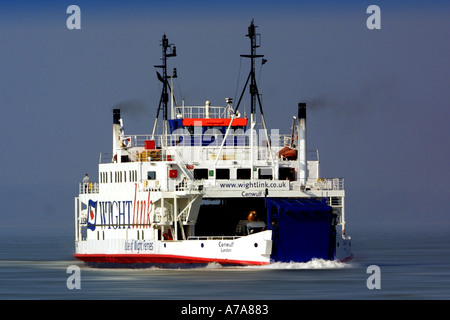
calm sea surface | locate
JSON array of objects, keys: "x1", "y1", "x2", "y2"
[{"x1": 1, "y1": 223, "x2": 449, "y2": 301}]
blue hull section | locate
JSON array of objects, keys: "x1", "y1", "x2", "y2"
[{"x1": 266, "y1": 198, "x2": 336, "y2": 262}]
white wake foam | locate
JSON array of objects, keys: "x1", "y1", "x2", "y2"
[
  {"x1": 259, "y1": 259, "x2": 351, "y2": 270},
  {"x1": 232, "y1": 258, "x2": 352, "y2": 270},
  {"x1": 200, "y1": 259, "x2": 352, "y2": 270}
]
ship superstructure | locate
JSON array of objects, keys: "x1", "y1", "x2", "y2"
[{"x1": 74, "y1": 21, "x2": 352, "y2": 266}]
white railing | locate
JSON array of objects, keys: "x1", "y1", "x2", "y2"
[
  {"x1": 140, "y1": 178, "x2": 344, "y2": 193},
  {"x1": 180, "y1": 105, "x2": 231, "y2": 119},
  {"x1": 313, "y1": 178, "x2": 344, "y2": 190},
  {"x1": 141, "y1": 179, "x2": 203, "y2": 193},
  {"x1": 78, "y1": 178, "x2": 343, "y2": 196},
  {"x1": 101, "y1": 132, "x2": 319, "y2": 164},
  {"x1": 187, "y1": 235, "x2": 240, "y2": 240},
  {"x1": 99, "y1": 153, "x2": 112, "y2": 164},
  {"x1": 119, "y1": 132, "x2": 300, "y2": 149},
  {"x1": 79, "y1": 182, "x2": 99, "y2": 194}
]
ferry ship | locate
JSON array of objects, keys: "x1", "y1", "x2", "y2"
[{"x1": 74, "y1": 21, "x2": 352, "y2": 266}]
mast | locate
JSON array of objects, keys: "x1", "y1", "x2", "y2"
[
  {"x1": 152, "y1": 34, "x2": 177, "y2": 137},
  {"x1": 235, "y1": 20, "x2": 273, "y2": 179}
]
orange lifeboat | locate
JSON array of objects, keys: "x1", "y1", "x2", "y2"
[{"x1": 278, "y1": 146, "x2": 297, "y2": 160}]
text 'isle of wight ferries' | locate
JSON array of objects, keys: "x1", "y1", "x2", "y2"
[{"x1": 124, "y1": 240, "x2": 154, "y2": 252}]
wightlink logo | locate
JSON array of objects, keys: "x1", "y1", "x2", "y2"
[{"x1": 86, "y1": 184, "x2": 153, "y2": 231}]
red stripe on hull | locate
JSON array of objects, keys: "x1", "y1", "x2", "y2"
[{"x1": 74, "y1": 253, "x2": 269, "y2": 266}]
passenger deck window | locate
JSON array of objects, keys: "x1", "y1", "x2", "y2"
[
  {"x1": 279, "y1": 167, "x2": 295, "y2": 181},
  {"x1": 258, "y1": 168, "x2": 273, "y2": 180},
  {"x1": 216, "y1": 168, "x2": 230, "y2": 179},
  {"x1": 194, "y1": 168, "x2": 209, "y2": 180},
  {"x1": 236, "y1": 168, "x2": 251, "y2": 180}
]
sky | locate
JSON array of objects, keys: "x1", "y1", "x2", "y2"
[{"x1": 0, "y1": 1, "x2": 449, "y2": 236}]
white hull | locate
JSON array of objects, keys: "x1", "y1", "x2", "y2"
[{"x1": 75, "y1": 231, "x2": 272, "y2": 265}]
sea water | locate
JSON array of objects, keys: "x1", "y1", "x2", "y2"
[{"x1": 0, "y1": 223, "x2": 449, "y2": 300}]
